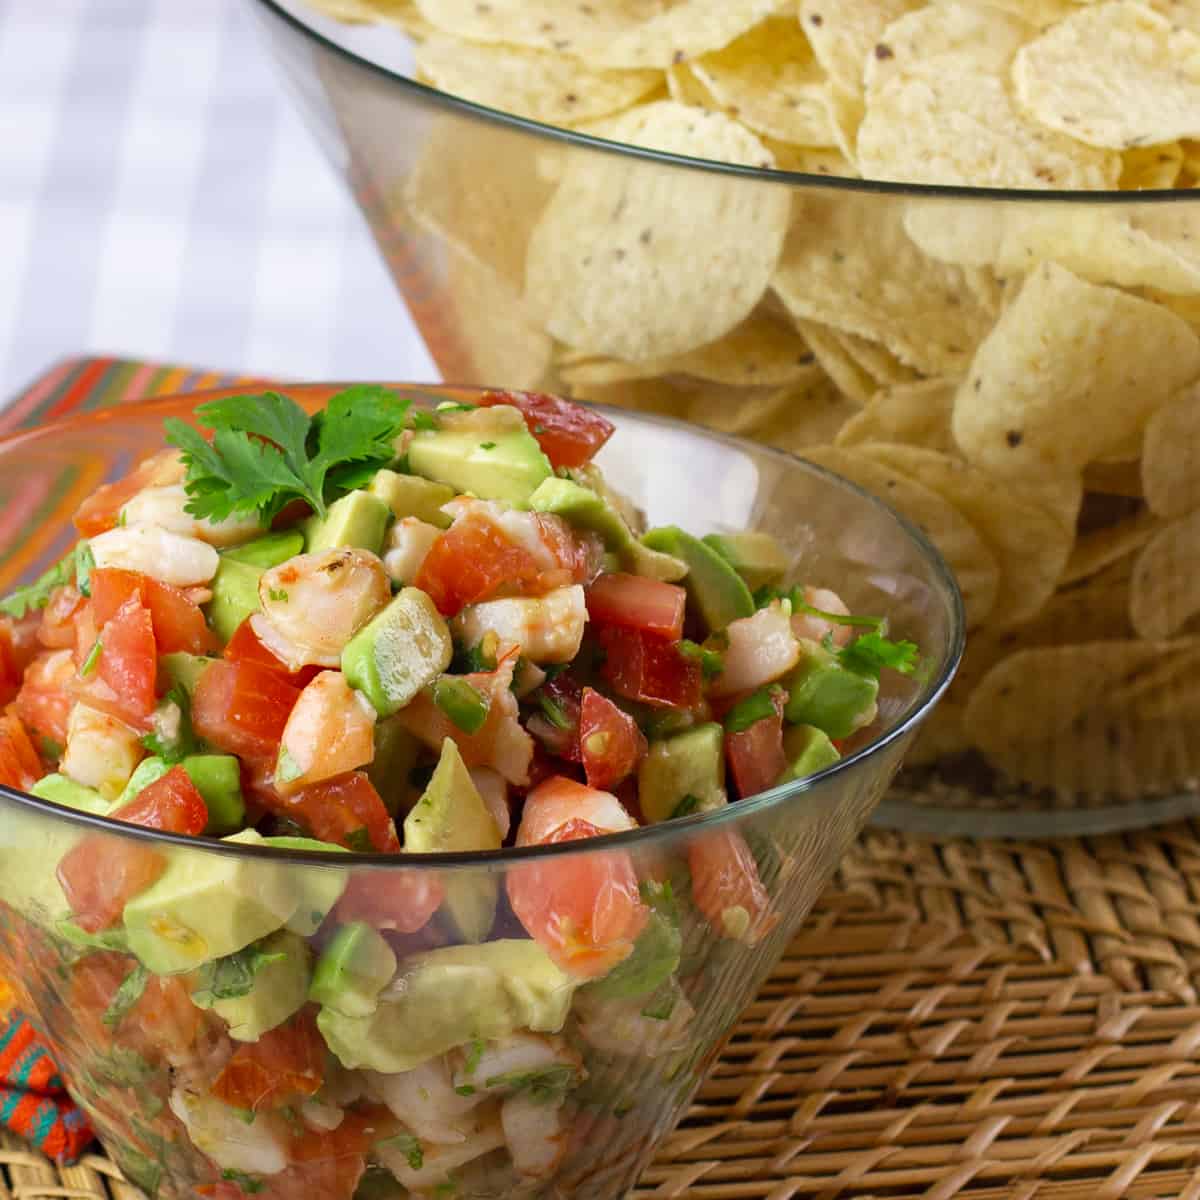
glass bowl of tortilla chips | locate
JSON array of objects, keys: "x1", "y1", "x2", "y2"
[{"x1": 251, "y1": 0, "x2": 1200, "y2": 835}]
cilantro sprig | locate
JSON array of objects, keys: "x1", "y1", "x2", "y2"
[
  {"x1": 0, "y1": 541, "x2": 92, "y2": 619},
  {"x1": 164, "y1": 386, "x2": 412, "y2": 525}
]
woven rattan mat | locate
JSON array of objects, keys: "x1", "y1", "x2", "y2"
[{"x1": 14, "y1": 822, "x2": 1200, "y2": 1199}]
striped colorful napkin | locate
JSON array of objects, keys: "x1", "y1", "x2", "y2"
[{"x1": 0, "y1": 355, "x2": 264, "y2": 1162}]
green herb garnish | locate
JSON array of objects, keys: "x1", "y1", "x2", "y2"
[
  {"x1": 479, "y1": 441, "x2": 497, "y2": 451},
  {"x1": 0, "y1": 545, "x2": 84, "y2": 618},
  {"x1": 164, "y1": 386, "x2": 411, "y2": 524},
  {"x1": 344, "y1": 827, "x2": 375, "y2": 853},
  {"x1": 140, "y1": 683, "x2": 197, "y2": 764},
  {"x1": 221, "y1": 1169, "x2": 265, "y2": 1194},
  {"x1": 381, "y1": 1132, "x2": 424, "y2": 1171},
  {"x1": 678, "y1": 639, "x2": 724, "y2": 680},
  {"x1": 79, "y1": 638, "x2": 102, "y2": 677},
  {"x1": 837, "y1": 631, "x2": 920, "y2": 680},
  {"x1": 483, "y1": 1064, "x2": 578, "y2": 1105},
  {"x1": 464, "y1": 1038, "x2": 485, "y2": 1076},
  {"x1": 191, "y1": 943, "x2": 286, "y2": 1006},
  {"x1": 75, "y1": 541, "x2": 95, "y2": 598},
  {"x1": 670, "y1": 793, "x2": 701, "y2": 819},
  {"x1": 537, "y1": 692, "x2": 572, "y2": 731},
  {"x1": 102, "y1": 964, "x2": 149, "y2": 1029},
  {"x1": 723, "y1": 687, "x2": 781, "y2": 734}
]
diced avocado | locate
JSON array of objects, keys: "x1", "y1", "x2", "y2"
[
  {"x1": 258, "y1": 835, "x2": 350, "y2": 936},
  {"x1": 368, "y1": 718, "x2": 422, "y2": 816},
  {"x1": 778, "y1": 724, "x2": 841, "y2": 784},
  {"x1": 222, "y1": 530, "x2": 305, "y2": 569},
  {"x1": 369, "y1": 469, "x2": 455, "y2": 528},
  {"x1": 30, "y1": 773, "x2": 111, "y2": 816},
  {"x1": 641, "y1": 526, "x2": 754, "y2": 632},
  {"x1": 123, "y1": 829, "x2": 296, "y2": 975},
  {"x1": 207, "y1": 559, "x2": 262, "y2": 643},
  {"x1": 304, "y1": 490, "x2": 391, "y2": 556},
  {"x1": 181, "y1": 755, "x2": 244, "y2": 835},
  {"x1": 404, "y1": 740, "x2": 501, "y2": 942},
  {"x1": 192, "y1": 930, "x2": 312, "y2": 1042},
  {"x1": 702, "y1": 532, "x2": 789, "y2": 591},
  {"x1": 158, "y1": 652, "x2": 215, "y2": 697},
  {"x1": 528, "y1": 478, "x2": 687, "y2": 582},
  {"x1": 271, "y1": 852, "x2": 352, "y2": 940},
  {"x1": 585, "y1": 907, "x2": 681, "y2": 1000},
  {"x1": 407, "y1": 426, "x2": 552, "y2": 508},
  {"x1": 309, "y1": 921, "x2": 397, "y2": 1017},
  {"x1": 342, "y1": 587, "x2": 453, "y2": 717},
  {"x1": 782, "y1": 641, "x2": 879, "y2": 740},
  {"x1": 638, "y1": 723, "x2": 726, "y2": 824},
  {"x1": 317, "y1": 940, "x2": 574, "y2": 1073},
  {"x1": 114, "y1": 757, "x2": 170, "y2": 808}
]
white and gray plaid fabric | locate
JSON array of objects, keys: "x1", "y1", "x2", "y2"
[{"x1": 0, "y1": 0, "x2": 435, "y2": 403}]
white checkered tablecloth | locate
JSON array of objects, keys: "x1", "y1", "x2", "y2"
[{"x1": 0, "y1": 0, "x2": 436, "y2": 403}]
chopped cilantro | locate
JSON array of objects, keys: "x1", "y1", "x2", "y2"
[
  {"x1": 838, "y1": 631, "x2": 920, "y2": 680},
  {"x1": 532, "y1": 424, "x2": 547, "y2": 435},
  {"x1": 0, "y1": 545, "x2": 84, "y2": 618},
  {"x1": 723, "y1": 687, "x2": 781, "y2": 733},
  {"x1": 79, "y1": 638, "x2": 102, "y2": 677},
  {"x1": 537, "y1": 692, "x2": 572, "y2": 731},
  {"x1": 191, "y1": 942, "x2": 287, "y2": 1006},
  {"x1": 670, "y1": 793, "x2": 701, "y2": 819},
  {"x1": 678, "y1": 639, "x2": 724, "y2": 680},
  {"x1": 484, "y1": 1063, "x2": 578, "y2": 1104},
  {"x1": 267, "y1": 588, "x2": 289, "y2": 602},
  {"x1": 39, "y1": 736, "x2": 63, "y2": 761},
  {"x1": 75, "y1": 541, "x2": 95, "y2": 597},
  {"x1": 411, "y1": 409, "x2": 440, "y2": 432},
  {"x1": 454, "y1": 639, "x2": 497, "y2": 674},
  {"x1": 641, "y1": 987, "x2": 678, "y2": 1021},
  {"x1": 478, "y1": 441, "x2": 497, "y2": 451},
  {"x1": 344, "y1": 827, "x2": 374, "y2": 853},
  {"x1": 381, "y1": 1132, "x2": 424, "y2": 1171},
  {"x1": 454, "y1": 1084, "x2": 476, "y2": 1097},
  {"x1": 463, "y1": 1038, "x2": 485, "y2": 1076},
  {"x1": 140, "y1": 684, "x2": 197, "y2": 764},
  {"x1": 164, "y1": 386, "x2": 411, "y2": 525},
  {"x1": 102, "y1": 964, "x2": 148, "y2": 1029},
  {"x1": 221, "y1": 1168, "x2": 265, "y2": 1194}
]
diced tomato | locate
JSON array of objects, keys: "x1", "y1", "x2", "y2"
[
  {"x1": 260, "y1": 772, "x2": 399, "y2": 853},
  {"x1": 192, "y1": 659, "x2": 300, "y2": 763},
  {"x1": 72, "y1": 602, "x2": 99, "y2": 669},
  {"x1": 72, "y1": 449, "x2": 183, "y2": 537},
  {"x1": 415, "y1": 514, "x2": 543, "y2": 617},
  {"x1": 0, "y1": 712, "x2": 44, "y2": 790},
  {"x1": 335, "y1": 868, "x2": 444, "y2": 934},
  {"x1": 94, "y1": 596, "x2": 158, "y2": 722},
  {"x1": 507, "y1": 776, "x2": 647, "y2": 978},
  {"x1": 0, "y1": 625, "x2": 20, "y2": 708},
  {"x1": 91, "y1": 567, "x2": 214, "y2": 655},
  {"x1": 223, "y1": 618, "x2": 319, "y2": 686},
  {"x1": 586, "y1": 574, "x2": 686, "y2": 641},
  {"x1": 4, "y1": 611, "x2": 43, "y2": 669},
  {"x1": 688, "y1": 830, "x2": 777, "y2": 945},
  {"x1": 112, "y1": 764, "x2": 208, "y2": 835},
  {"x1": 579, "y1": 687, "x2": 647, "y2": 790},
  {"x1": 725, "y1": 692, "x2": 787, "y2": 800},
  {"x1": 536, "y1": 515, "x2": 605, "y2": 589},
  {"x1": 211, "y1": 1009, "x2": 324, "y2": 1111},
  {"x1": 596, "y1": 626, "x2": 702, "y2": 710},
  {"x1": 73, "y1": 956, "x2": 204, "y2": 1056},
  {"x1": 37, "y1": 586, "x2": 83, "y2": 650},
  {"x1": 57, "y1": 837, "x2": 164, "y2": 932},
  {"x1": 16, "y1": 650, "x2": 77, "y2": 748},
  {"x1": 477, "y1": 390, "x2": 615, "y2": 468}
]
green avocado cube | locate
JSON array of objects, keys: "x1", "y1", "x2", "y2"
[
  {"x1": 341, "y1": 587, "x2": 453, "y2": 717},
  {"x1": 258, "y1": 835, "x2": 350, "y2": 935},
  {"x1": 304, "y1": 490, "x2": 391, "y2": 556},
  {"x1": 641, "y1": 526, "x2": 754, "y2": 632},
  {"x1": 702, "y1": 531, "x2": 789, "y2": 591},
  {"x1": 181, "y1": 755, "x2": 244, "y2": 835},
  {"x1": 637, "y1": 723, "x2": 727, "y2": 824},
  {"x1": 158, "y1": 652, "x2": 215, "y2": 697},
  {"x1": 369, "y1": 469, "x2": 455, "y2": 528},
  {"x1": 30, "y1": 773, "x2": 111, "y2": 816},
  {"x1": 123, "y1": 829, "x2": 297, "y2": 975},
  {"x1": 222, "y1": 530, "x2": 305, "y2": 569},
  {"x1": 309, "y1": 921, "x2": 397, "y2": 1017},
  {"x1": 407, "y1": 426, "x2": 552, "y2": 508},
  {"x1": 779, "y1": 724, "x2": 841, "y2": 784},
  {"x1": 192, "y1": 929, "x2": 312, "y2": 1042},
  {"x1": 206, "y1": 559, "x2": 262, "y2": 643},
  {"x1": 782, "y1": 642, "x2": 879, "y2": 740},
  {"x1": 114, "y1": 757, "x2": 170, "y2": 809},
  {"x1": 404, "y1": 739, "x2": 502, "y2": 942}
]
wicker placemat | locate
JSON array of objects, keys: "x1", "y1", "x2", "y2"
[{"x1": 10, "y1": 821, "x2": 1200, "y2": 1199}]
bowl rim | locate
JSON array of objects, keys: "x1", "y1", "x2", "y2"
[
  {"x1": 251, "y1": 0, "x2": 1195, "y2": 206},
  {"x1": 0, "y1": 382, "x2": 965, "y2": 869}
]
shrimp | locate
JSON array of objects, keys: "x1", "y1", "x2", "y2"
[
  {"x1": 468, "y1": 767, "x2": 511, "y2": 841},
  {"x1": 60, "y1": 702, "x2": 144, "y2": 799},
  {"x1": 168, "y1": 1086, "x2": 290, "y2": 1175},
  {"x1": 382, "y1": 517, "x2": 442, "y2": 585},
  {"x1": 119, "y1": 483, "x2": 265, "y2": 548},
  {"x1": 451, "y1": 1033, "x2": 582, "y2": 1099},
  {"x1": 365, "y1": 1057, "x2": 483, "y2": 1145},
  {"x1": 502, "y1": 1092, "x2": 570, "y2": 1179},
  {"x1": 792, "y1": 586, "x2": 853, "y2": 647},
  {"x1": 573, "y1": 985, "x2": 696, "y2": 1058},
  {"x1": 453, "y1": 585, "x2": 588, "y2": 665},
  {"x1": 516, "y1": 776, "x2": 638, "y2": 845},
  {"x1": 252, "y1": 549, "x2": 390, "y2": 670},
  {"x1": 375, "y1": 1111, "x2": 506, "y2": 1193},
  {"x1": 709, "y1": 600, "x2": 801, "y2": 698},
  {"x1": 397, "y1": 654, "x2": 534, "y2": 785},
  {"x1": 88, "y1": 524, "x2": 219, "y2": 588}
]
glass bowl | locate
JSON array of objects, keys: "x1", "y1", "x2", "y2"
[
  {"x1": 0, "y1": 384, "x2": 961, "y2": 1200},
  {"x1": 247, "y1": 0, "x2": 1200, "y2": 836}
]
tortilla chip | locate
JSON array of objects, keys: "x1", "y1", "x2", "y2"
[
  {"x1": 790, "y1": 319, "x2": 877, "y2": 404},
  {"x1": 1122, "y1": 142, "x2": 1185, "y2": 190},
  {"x1": 1062, "y1": 508, "x2": 1161, "y2": 586},
  {"x1": 798, "y1": 0, "x2": 924, "y2": 98},
  {"x1": 1143, "y1": 384, "x2": 1200, "y2": 519},
  {"x1": 835, "y1": 379, "x2": 956, "y2": 453},
  {"x1": 1131, "y1": 509, "x2": 1200, "y2": 639}
]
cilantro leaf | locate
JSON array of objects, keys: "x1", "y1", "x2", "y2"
[
  {"x1": 221, "y1": 1168, "x2": 265, "y2": 1195},
  {"x1": 838, "y1": 631, "x2": 920, "y2": 680},
  {"x1": 103, "y1": 964, "x2": 149, "y2": 1028},
  {"x1": 0, "y1": 545, "x2": 83, "y2": 618},
  {"x1": 483, "y1": 1064, "x2": 578, "y2": 1105},
  {"x1": 166, "y1": 387, "x2": 410, "y2": 526},
  {"x1": 191, "y1": 943, "x2": 287, "y2": 1006},
  {"x1": 141, "y1": 684, "x2": 197, "y2": 764},
  {"x1": 380, "y1": 1132, "x2": 424, "y2": 1171},
  {"x1": 75, "y1": 541, "x2": 95, "y2": 598}
]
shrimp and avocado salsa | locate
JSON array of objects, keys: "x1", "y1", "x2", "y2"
[{"x1": 0, "y1": 388, "x2": 918, "y2": 1198}]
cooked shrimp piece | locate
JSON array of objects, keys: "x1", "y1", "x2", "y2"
[
  {"x1": 573, "y1": 986, "x2": 695, "y2": 1058},
  {"x1": 453, "y1": 585, "x2": 587, "y2": 665},
  {"x1": 709, "y1": 601, "x2": 800, "y2": 698},
  {"x1": 468, "y1": 767, "x2": 511, "y2": 841},
  {"x1": 119, "y1": 484, "x2": 265, "y2": 547},
  {"x1": 502, "y1": 1092, "x2": 569, "y2": 1179},
  {"x1": 452, "y1": 1033, "x2": 582, "y2": 1098},
  {"x1": 252, "y1": 549, "x2": 390, "y2": 670},
  {"x1": 516, "y1": 776, "x2": 638, "y2": 846},
  {"x1": 89, "y1": 525, "x2": 219, "y2": 588},
  {"x1": 60, "y1": 703, "x2": 144, "y2": 799},
  {"x1": 168, "y1": 1087, "x2": 289, "y2": 1175},
  {"x1": 382, "y1": 517, "x2": 442, "y2": 585},
  {"x1": 275, "y1": 671, "x2": 376, "y2": 795},
  {"x1": 366, "y1": 1057, "x2": 483, "y2": 1146},
  {"x1": 375, "y1": 1111, "x2": 506, "y2": 1193},
  {"x1": 791, "y1": 586, "x2": 853, "y2": 647}
]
